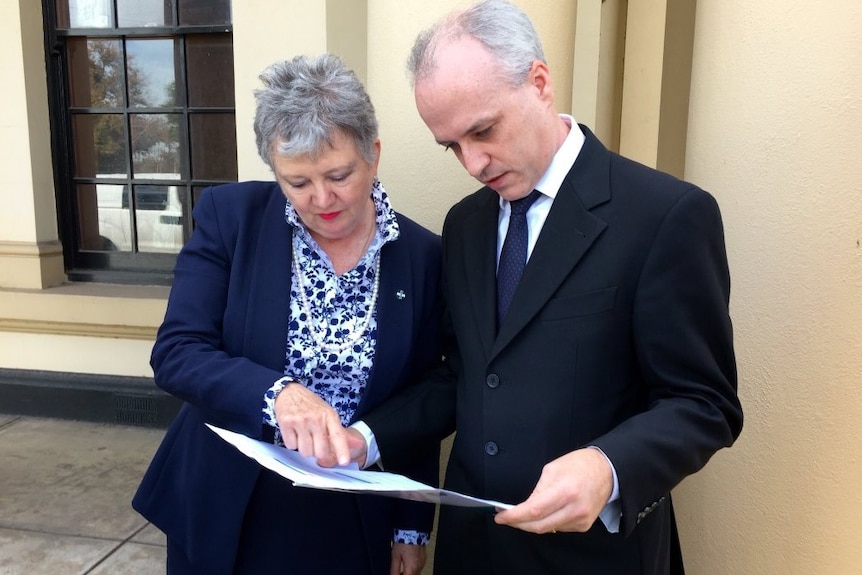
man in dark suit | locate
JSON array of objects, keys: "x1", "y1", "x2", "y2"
[{"x1": 323, "y1": 1, "x2": 743, "y2": 573}]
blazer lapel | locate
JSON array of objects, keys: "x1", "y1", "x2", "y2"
[
  {"x1": 491, "y1": 127, "x2": 611, "y2": 358},
  {"x1": 358, "y1": 236, "x2": 413, "y2": 416},
  {"x1": 243, "y1": 186, "x2": 293, "y2": 371},
  {"x1": 460, "y1": 190, "x2": 502, "y2": 358}
]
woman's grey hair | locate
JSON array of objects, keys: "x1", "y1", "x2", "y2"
[
  {"x1": 407, "y1": 0, "x2": 545, "y2": 88},
  {"x1": 254, "y1": 54, "x2": 378, "y2": 168}
]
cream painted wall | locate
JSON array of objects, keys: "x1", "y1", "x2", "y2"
[
  {"x1": 367, "y1": 0, "x2": 575, "y2": 233},
  {"x1": 680, "y1": 1, "x2": 862, "y2": 573},
  {"x1": 0, "y1": 0, "x2": 55, "y2": 243},
  {"x1": 232, "y1": 1, "x2": 329, "y2": 182}
]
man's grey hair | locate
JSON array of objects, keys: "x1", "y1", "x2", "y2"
[
  {"x1": 254, "y1": 54, "x2": 378, "y2": 168},
  {"x1": 406, "y1": 0, "x2": 546, "y2": 88}
]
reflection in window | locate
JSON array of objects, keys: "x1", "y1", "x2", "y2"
[
  {"x1": 77, "y1": 183, "x2": 133, "y2": 252},
  {"x1": 61, "y1": 0, "x2": 113, "y2": 28},
  {"x1": 73, "y1": 114, "x2": 127, "y2": 177},
  {"x1": 127, "y1": 39, "x2": 178, "y2": 108},
  {"x1": 134, "y1": 184, "x2": 184, "y2": 254},
  {"x1": 131, "y1": 114, "x2": 181, "y2": 179},
  {"x1": 67, "y1": 38, "x2": 125, "y2": 108},
  {"x1": 117, "y1": 0, "x2": 173, "y2": 27}
]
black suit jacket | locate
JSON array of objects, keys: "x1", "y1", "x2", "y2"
[
  {"x1": 363, "y1": 127, "x2": 743, "y2": 574},
  {"x1": 132, "y1": 181, "x2": 442, "y2": 574}
]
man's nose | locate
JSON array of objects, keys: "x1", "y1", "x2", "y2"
[{"x1": 458, "y1": 143, "x2": 490, "y2": 180}]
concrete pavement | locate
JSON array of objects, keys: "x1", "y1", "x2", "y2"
[{"x1": 0, "y1": 414, "x2": 166, "y2": 574}]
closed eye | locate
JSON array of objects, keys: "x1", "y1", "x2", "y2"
[{"x1": 474, "y1": 126, "x2": 492, "y2": 139}]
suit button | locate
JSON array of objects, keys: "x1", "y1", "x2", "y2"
[
  {"x1": 486, "y1": 374, "x2": 500, "y2": 388},
  {"x1": 484, "y1": 441, "x2": 499, "y2": 456}
]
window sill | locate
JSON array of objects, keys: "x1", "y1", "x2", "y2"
[{"x1": 0, "y1": 283, "x2": 169, "y2": 340}]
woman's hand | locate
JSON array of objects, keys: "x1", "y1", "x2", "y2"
[
  {"x1": 390, "y1": 543, "x2": 426, "y2": 575},
  {"x1": 274, "y1": 382, "x2": 354, "y2": 467}
]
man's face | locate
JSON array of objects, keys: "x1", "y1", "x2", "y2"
[{"x1": 414, "y1": 37, "x2": 560, "y2": 202}]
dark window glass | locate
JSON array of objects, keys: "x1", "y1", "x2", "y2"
[
  {"x1": 72, "y1": 114, "x2": 128, "y2": 177},
  {"x1": 179, "y1": 0, "x2": 231, "y2": 26},
  {"x1": 46, "y1": 0, "x2": 236, "y2": 283},
  {"x1": 190, "y1": 113, "x2": 238, "y2": 181},
  {"x1": 187, "y1": 34, "x2": 234, "y2": 107}
]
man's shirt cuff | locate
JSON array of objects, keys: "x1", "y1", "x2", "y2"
[
  {"x1": 350, "y1": 420, "x2": 381, "y2": 469},
  {"x1": 589, "y1": 446, "x2": 621, "y2": 533}
]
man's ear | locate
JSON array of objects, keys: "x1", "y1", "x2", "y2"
[{"x1": 528, "y1": 60, "x2": 554, "y2": 102}]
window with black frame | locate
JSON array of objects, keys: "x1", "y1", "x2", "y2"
[{"x1": 45, "y1": 0, "x2": 237, "y2": 284}]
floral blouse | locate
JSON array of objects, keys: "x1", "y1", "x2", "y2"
[{"x1": 262, "y1": 179, "x2": 428, "y2": 546}]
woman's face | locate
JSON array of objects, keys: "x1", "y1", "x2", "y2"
[{"x1": 271, "y1": 129, "x2": 380, "y2": 244}]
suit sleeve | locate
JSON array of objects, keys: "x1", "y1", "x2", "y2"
[
  {"x1": 361, "y1": 215, "x2": 459, "y2": 472},
  {"x1": 592, "y1": 186, "x2": 743, "y2": 536}
]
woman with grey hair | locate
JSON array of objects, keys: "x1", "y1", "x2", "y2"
[{"x1": 133, "y1": 54, "x2": 442, "y2": 575}]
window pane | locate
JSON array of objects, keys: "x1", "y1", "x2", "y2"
[
  {"x1": 190, "y1": 113, "x2": 237, "y2": 181},
  {"x1": 57, "y1": 0, "x2": 114, "y2": 29},
  {"x1": 78, "y1": 183, "x2": 133, "y2": 251},
  {"x1": 179, "y1": 0, "x2": 231, "y2": 26},
  {"x1": 187, "y1": 34, "x2": 234, "y2": 107},
  {"x1": 68, "y1": 39, "x2": 125, "y2": 108},
  {"x1": 117, "y1": 0, "x2": 174, "y2": 27},
  {"x1": 73, "y1": 114, "x2": 127, "y2": 177},
  {"x1": 127, "y1": 39, "x2": 179, "y2": 107},
  {"x1": 131, "y1": 114, "x2": 182, "y2": 179},
  {"x1": 134, "y1": 184, "x2": 184, "y2": 254}
]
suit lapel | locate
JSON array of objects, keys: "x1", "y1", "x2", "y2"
[
  {"x1": 243, "y1": 186, "x2": 293, "y2": 371},
  {"x1": 460, "y1": 190, "x2": 501, "y2": 358},
  {"x1": 491, "y1": 127, "x2": 611, "y2": 359},
  {"x1": 358, "y1": 233, "x2": 413, "y2": 415}
]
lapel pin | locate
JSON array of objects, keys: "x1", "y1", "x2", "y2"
[{"x1": 395, "y1": 290, "x2": 406, "y2": 300}]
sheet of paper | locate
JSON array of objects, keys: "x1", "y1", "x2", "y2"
[{"x1": 207, "y1": 424, "x2": 513, "y2": 509}]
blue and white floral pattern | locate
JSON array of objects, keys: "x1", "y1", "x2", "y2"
[{"x1": 262, "y1": 179, "x2": 428, "y2": 546}]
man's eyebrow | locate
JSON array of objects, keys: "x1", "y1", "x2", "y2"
[{"x1": 434, "y1": 117, "x2": 495, "y2": 147}]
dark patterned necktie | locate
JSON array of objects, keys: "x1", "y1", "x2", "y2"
[{"x1": 497, "y1": 190, "x2": 542, "y2": 325}]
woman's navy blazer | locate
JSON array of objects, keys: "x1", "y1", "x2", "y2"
[{"x1": 133, "y1": 181, "x2": 442, "y2": 575}]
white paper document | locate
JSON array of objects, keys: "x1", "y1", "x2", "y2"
[{"x1": 207, "y1": 424, "x2": 512, "y2": 509}]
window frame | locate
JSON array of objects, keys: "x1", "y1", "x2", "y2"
[{"x1": 42, "y1": 0, "x2": 236, "y2": 285}]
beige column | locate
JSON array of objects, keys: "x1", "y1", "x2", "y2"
[
  {"x1": 231, "y1": 0, "x2": 370, "y2": 182},
  {"x1": 571, "y1": 0, "x2": 627, "y2": 151},
  {"x1": 619, "y1": 0, "x2": 696, "y2": 177},
  {"x1": 326, "y1": 0, "x2": 368, "y2": 84},
  {"x1": 0, "y1": 0, "x2": 65, "y2": 289},
  {"x1": 231, "y1": 0, "x2": 329, "y2": 181}
]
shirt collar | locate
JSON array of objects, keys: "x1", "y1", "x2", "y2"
[
  {"x1": 533, "y1": 114, "x2": 585, "y2": 200},
  {"x1": 497, "y1": 114, "x2": 585, "y2": 211}
]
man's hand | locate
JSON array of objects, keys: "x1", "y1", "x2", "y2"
[
  {"x1": 390, "y1": 543, "x2": 426, "y2": 575},
  {"x1": 274, "y1": 383, "x2": 355, "y2": 467},
  {"x1": 493, "y1": 447, "x2": 613, "y2": 533}
]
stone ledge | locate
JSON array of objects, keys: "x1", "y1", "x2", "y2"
[{"x1": 0, "y1": 283, "x2": 168, "y2": 340}]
